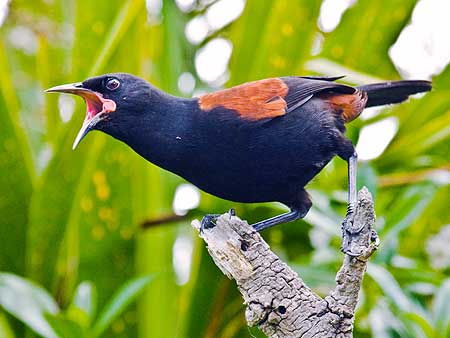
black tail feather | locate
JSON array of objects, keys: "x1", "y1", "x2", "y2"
[{"x1": 357, "y1": 80, "x2": 432, "y2": 108}]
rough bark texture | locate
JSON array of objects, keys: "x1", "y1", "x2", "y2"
[{"x1": 192, "y1": 187, "x2": 378, "y2": 338}]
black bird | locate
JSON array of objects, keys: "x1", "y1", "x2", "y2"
[{"x1": 47, "y1": 74, "x2": 431, "y2": 254}]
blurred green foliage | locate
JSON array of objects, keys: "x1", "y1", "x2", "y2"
[
  {"x1": 0, "y1": 0, "x2": 449, "y2": 338},
  {"x1": 0, "y1": 272, "x2": 154, "y2": 338}
]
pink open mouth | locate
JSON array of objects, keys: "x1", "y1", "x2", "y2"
[
  {"x1": 81, "y1": 91, "x2": 116, "y2": 123},
  {"x1": 72, "y1": 91, "x2": 116, "y2": 149},
  {"x1": 45, "y1": 83, "x2": 117, "y2": 149}
]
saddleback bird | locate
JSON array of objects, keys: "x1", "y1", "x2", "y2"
[{"x1": 47, "y1": 74, "x2": 431, "y2": 255}]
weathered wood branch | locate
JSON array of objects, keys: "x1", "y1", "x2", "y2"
[{"x1": 192, "y1": 187, "x2": 378, "y2": 338}]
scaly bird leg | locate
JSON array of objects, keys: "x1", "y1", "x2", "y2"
[
  {"x1": 348, "y1": 152, "x2": 358, "y2": 216},
  {"x1": 201, "y1": 208, "x2": 306, "y2": 233},
  {"x1": 201, "y1": 190, "x2": 311, "y2": 233},
  {"x1": 341, "y1": 151, "x2": 364, "y2": 256},
  {"x1": 252, "y1": 209, "x2": 305, "y2": 232}
]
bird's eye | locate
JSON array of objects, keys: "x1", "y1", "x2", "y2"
[{"x1": 105, "y1": 78, "x2": 120, "y2": 91}]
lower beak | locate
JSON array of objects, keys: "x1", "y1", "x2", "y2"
[
  {"x1": 71, "y1": 113, "x2": 105, "y2": 149},
  {"x1": 46, "y1": 83, "x2": 116, "y2": 149}
]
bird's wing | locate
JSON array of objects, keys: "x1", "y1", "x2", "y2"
[
  {"x1": 282, "y1": 76, "x2": 356, "y2": 113},
  {"x1": 198, "y1": 78, "x2": 289, "y2": 120},
  {"x1": 197, "y1": 76, "x2": 358, "y2": 121}
]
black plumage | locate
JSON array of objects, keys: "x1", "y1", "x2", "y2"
[{"x1": 46, "y1": 73, "x2": 431, "y2": 254}]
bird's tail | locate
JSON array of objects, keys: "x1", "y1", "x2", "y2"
[{"x1": 358, "y1": 80, "x2": 432, "y2": 108}]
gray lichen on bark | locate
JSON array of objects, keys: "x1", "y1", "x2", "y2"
[{"x1": 192, "y1": 187, "x2": 378, "y2": 338}]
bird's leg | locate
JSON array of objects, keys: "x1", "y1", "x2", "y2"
[
  {"x1": 252, "y1": 188, "x2": 311, "y2": 231},
  {"x1": 347, "y1": 151, "x2": 358, "y2": 220},
  {"x1": 341, "y1": 151, "x2": 364, "y2": 256},
  {"x1": 201, "y1": 191, "x2": 310, "y2": 233},
  {"x1": 252, "y1": 209, "x2": 304, "y2": 232},
  {"x1": 201, "y1": 208, "x2": 305, "y2": 233}
]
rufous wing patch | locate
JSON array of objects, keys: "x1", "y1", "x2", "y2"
[
  {"x1": 198, "y1": 78, "x2": 289, "y2": 120},
  {"x1": 319, "y1": 89, "x2": 368, "y2": 123}
]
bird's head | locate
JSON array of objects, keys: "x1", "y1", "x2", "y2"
[{"x1": 46, "y1": 73, "x2": 152, "y2": 149}]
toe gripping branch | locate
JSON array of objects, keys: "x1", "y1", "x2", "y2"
[
  {"x1": 341, "y1": 187, "x2": 379, "y2": 257},
  {"x1": 200, "y1": 214, "x2": 220, "y2": 233},
  {"x1": 200, "y1": 209, "x2": 236, "y2": 233}
]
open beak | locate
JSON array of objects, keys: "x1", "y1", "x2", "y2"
[{"x1": 46, "y1": 83, "x2": 116, "y2": 149}]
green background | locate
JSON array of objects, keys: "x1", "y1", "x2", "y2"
[{"x1": 0, "y1": 0, "x2": 449, "y2": 337}]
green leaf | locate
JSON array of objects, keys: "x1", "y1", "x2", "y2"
[
  {"x1": 0, "y1": 38, "x2": 33, "y2": 276},
  {"x1": 91, "y1": 275, "x2": 154, "y2": 338},
  {"x1": 378, "y1": 65, "x2": 450, "y2": 169},
  {"x1": 0, "y1": 273, "x2": 59, "y2": 338},
  {"x1": 320, "y1": 0, "x2": 417, "y2": 79},
  {"x1": 227, "y1": 0, "x2": 275, "y2": 85},
  {"x1": 0, "y1": 39, "x2": 35, "y2": 181},
  {"x1": 0, "y1": 311, "x2": 16, "y2": 338},
  {"x1": 45, "y1": 314, "x2": 85, "y2": 338},
  {"x1": 375, "y1": 184, "x2": 436, "y2": 263},
  {"x1": 73, "y1": 282, "x2": 96, "y2": 320},
  {"x1": 179, "y1": 244, "x2": 228, "y2": 338},
  {"x1": 88, "y1": 0, "x2": 145, "y2": 76},
  {"x1": 358, "y1": 163, "x2": 378, "y2": 201},
  {"x1": 433, "y1": 278, "x2": 450, "y2": 336},
  {"x1": 304, "y1": 57, "x2": 385, "y2": 85},
  {"x1": 247, "y1": 326, "x2": 267, "y2": 338},
  {"x1": 368, "y1": 301, "x2": 399, "y2": 338},
  {"x1": 367, "y1": 264, "x2": 422, "y2": 315},
  {"x1": 402, "y1": 312, "x2": 436, "y2": 338},
  {"x1": 292, "y1": 264, "x2": 336, "y2": 289},
  {"x1": 228, "y1": 0, "x2": 322, "y2": 83},
  {"x1": 66, "y1": 281, "x2": 97, "y2": 328}
]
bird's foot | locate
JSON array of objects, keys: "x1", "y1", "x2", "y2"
[
  {"x1": 200, "y1": 214, "x2": 220, "y2": 233},
  {"x1": 200, "y1": 209, "x2": 236, "y2": 233},
  {"x1": 341, "y1": 202, "x2": 366, "y2": 256}
]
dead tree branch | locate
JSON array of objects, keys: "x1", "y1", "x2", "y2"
[{"x1": 192, "y1": 187, "x2": 378, "y2": 338}]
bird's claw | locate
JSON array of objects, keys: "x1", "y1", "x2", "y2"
[
  {"x1": 341, "y1": 202, "x2": 379, "y2": 256},
  {"x1": 200, "y1": 214, "x2": 220, "y2": 233},
  {"x1": 340, "y1": 203, "x2": 361, "y2": 256},
  {"x1": 228, "y1": 208, "x2": 236, "y2": 219},
  {"x1": 200, "y1": 209, "x2": 236, "y2": 233}
]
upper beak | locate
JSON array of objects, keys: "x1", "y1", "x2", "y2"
[
  {"x1": 46, "y1": 82, "x2": 88, "y2": 95},
  {"x1": 46, "y1": 83, "x2": 116, "y2": 149}
]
